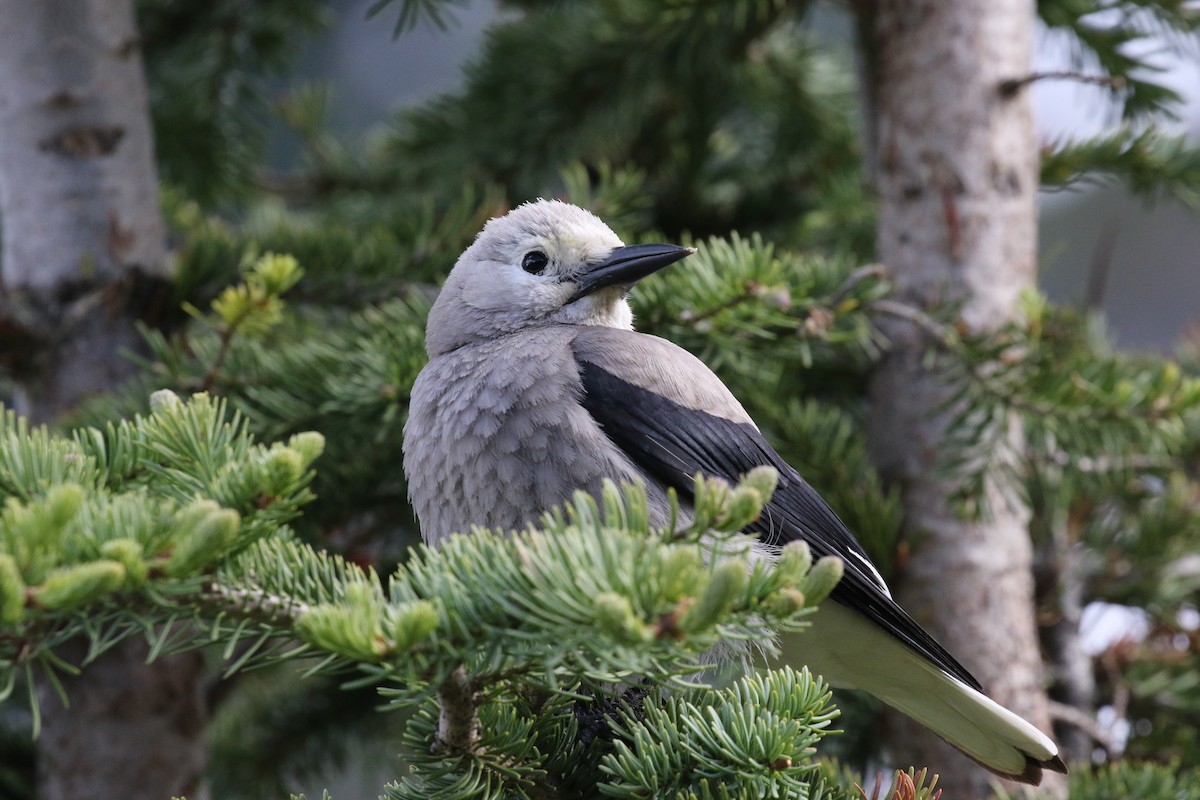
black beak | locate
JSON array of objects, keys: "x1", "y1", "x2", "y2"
[{"x1": 568, "y1": 243, "x2": 695, "y2": 303}]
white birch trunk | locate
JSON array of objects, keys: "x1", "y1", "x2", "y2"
[
  {"x1": 0, "y1": 2, "x2": 208, "y2": 799},
  {"x1": 0, "y1": 0, "x2": 167, "y2": 420},
  {"x1": 860, "y1": 0, "x2": 1063, "y2": 796}
]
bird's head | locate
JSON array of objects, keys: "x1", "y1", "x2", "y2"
[{"x1": 424, "y1": 199, "x2": 694, "y2": 356}]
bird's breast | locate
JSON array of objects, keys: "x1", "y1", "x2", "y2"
[{"x1": 403, "y1": 330, "x2": 643, "y2": 544}]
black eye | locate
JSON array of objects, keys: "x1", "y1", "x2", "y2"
[{"x1": 522, "y1": 251, "x2": 549, "y2": 275}]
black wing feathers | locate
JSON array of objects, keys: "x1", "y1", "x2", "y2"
[{"x1": 576, "y1": 358, "x2": 983, "y2": 692}]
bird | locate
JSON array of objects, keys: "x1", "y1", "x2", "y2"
[{"x1": 402, "y1": 199, "x2": 1067, "y2": 785}]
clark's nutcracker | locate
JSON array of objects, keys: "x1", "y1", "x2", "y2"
[{"x1": 403, "y1": 200, "x2": 1066, "y2": 784}]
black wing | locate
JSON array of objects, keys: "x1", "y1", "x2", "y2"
[{"x1": 576, "y1": 356, "x2": 982, "y2": 692}]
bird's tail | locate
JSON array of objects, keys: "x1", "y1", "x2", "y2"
[{"x1": 798, "y1": 603, "x2": 1067, "y2": 785}]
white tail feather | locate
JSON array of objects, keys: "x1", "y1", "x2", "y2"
[{"x1": 796, "y1": 602, "x2": 1059, "y2": 780}]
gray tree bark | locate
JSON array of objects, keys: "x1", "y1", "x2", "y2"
[
  {"x1": 0, "y1": 2, "x2": 209, "y2": 798},
  {"x1": 36, "y1": 640, "x2": 210, "y2": 800},
  {"x1": 0, "y1": 0, "x2": 166, "y2": 420},
  {"x1": 857, "y1": 0, "x2": 1064, "y2": 797}
]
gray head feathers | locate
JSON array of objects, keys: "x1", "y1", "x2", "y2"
[{"x1": 424, "y1": 199, "x2": 627, "y2": 357}]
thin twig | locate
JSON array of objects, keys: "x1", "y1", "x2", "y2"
[
  {"x1": 868, "y1": 298, "x2": 956, "y2": 345},
  {"x1": 999, "y1": 71, "x2": 1127, "y2": 96},
  {"x1": 1039, "y1": 448, "x2": 1178, "y2": 474},
  {"x1": 201, "y1": 323, "x2": 239, "y2": 392},
  {"x1": 1047, "y1": 699, "x2": 1115, "y2": 754},
  {"x1": 1085, "y1": 218, "x2": 1120, "y2": 312},
  {"x1": 678, "y1": 285, "x2": 758, "y2": 327},
  {"x1": 829, "y1": 262, "x2": 887, "y2": 306}
]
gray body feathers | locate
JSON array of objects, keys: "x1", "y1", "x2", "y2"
[{"x1": 406, "y1": 327, "x2": 679, "y2": 541}]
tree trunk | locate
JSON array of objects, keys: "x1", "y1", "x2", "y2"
[
  {"x1": 858, "y1": 1, "x2": 1063, "y2": 796},
  {"x1": 0, "y1": 0, "x2": 167, "y2": 419},
  {"x1": 0, "y1": 2, "x2": 209, "y2": 798},
  {"x1": 35, "y1": 640, "x2": 210, "y2": 800}
]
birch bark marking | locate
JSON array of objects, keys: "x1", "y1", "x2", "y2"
[
  {"x1": 861, "y1": 0, "x2": 1062, "y2": 796},
  {"x1": 0, "y1": 0, "x2": 168, "y2": 420},
  {"x1": 0, "y1": 4, "x2": 208, "y2": 800}
]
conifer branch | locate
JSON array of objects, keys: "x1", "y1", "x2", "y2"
[
  {"x1": 200, "y1": 582, "x2": 312, "y2": 627},
  {"x1": 434, "y1": 666, "x2": 481, "y2": 755}
]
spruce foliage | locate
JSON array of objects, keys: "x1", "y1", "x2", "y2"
[
  {"x1": 0, "y1": 392, "x2": 857, "y2": 797},
  {"x1": 2, "y1": 0, "x2": 1199, "y2": 796}
]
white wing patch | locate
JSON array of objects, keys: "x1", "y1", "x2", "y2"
[{"x1": 850, "y1": 549, "x2": 891, "y2": 597}]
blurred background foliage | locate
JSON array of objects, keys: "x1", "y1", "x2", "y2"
[{"x1": 3, "y1": 0, "x2": 1199, "y2": 795}]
